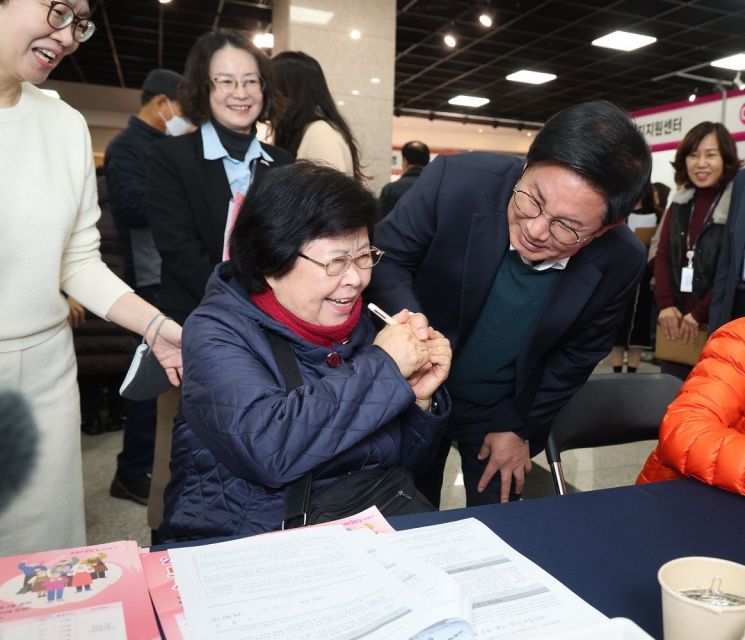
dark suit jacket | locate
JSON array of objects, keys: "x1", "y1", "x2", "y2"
[
  {"x1": 146, "y1": 130, "x2": 292, "y2": 324},
  {"x1": 366, "y1": 152, "x2": 646, "y2": 447},
  {"x1": 379, "y1": 166, "x2": 424, "y2": 217},
  {"x1": 710, "y1": 169, "x2": 745, "y2": 332}
]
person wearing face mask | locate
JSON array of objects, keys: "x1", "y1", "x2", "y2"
[
  {"x1": 0, "y1": 0, "x2": 183, "y2": 555},
  {"x1": 145, "y1": 29, "x2": 291, "y2": 537},
  {"x1": 103, "y1": 68, "x2": 187, "y2": 507},
  {"x1": 653, "y1": 122, "x2": 742, "y2": 379}
]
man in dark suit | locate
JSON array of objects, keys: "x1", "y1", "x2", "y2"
[
  {"x1": 710, "y1": 169, "x2": 745, "y2": 331},
  {"x1": 366, "y1": 101, "x2": 651, "y2": 507},
  {"x1": 379, "y1": 140, "x2": 430, "y2": 217}
]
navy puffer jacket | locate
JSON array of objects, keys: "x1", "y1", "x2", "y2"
[{"x1": 159, "y1": 264, "x2": 449, "y2": 541}]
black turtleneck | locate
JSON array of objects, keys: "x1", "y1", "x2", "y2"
[{"x1": 211, "y1": 118, "x2": 256, "y2": 161}]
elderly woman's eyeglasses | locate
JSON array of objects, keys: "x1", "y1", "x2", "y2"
[
  {"x1": 211, "y1": 74, "x2": 265, "y2": 95},
  {"x1": 297, "y1": 248, "x2": 385, "y2": 276},
  {"x1": 512, "y1": 187, "x2": 597, "y2": 245},
  {"x1": 45, "y1": 2, "x2": 96, "y2": 43}
]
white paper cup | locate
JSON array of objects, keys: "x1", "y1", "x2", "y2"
[{"x1": 658, "y1": 557, "x2": 745, "y2": 640}]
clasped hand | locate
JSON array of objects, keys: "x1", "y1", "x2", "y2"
[
  {"x1": 372, "y1": 309, "x2": 452, "y2": 410},
  {"x1": 657, "y1": 306, "x2": 700, "y2": 343}
]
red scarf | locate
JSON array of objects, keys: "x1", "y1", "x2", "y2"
[{"x1": 251, "y1": 289, "x2": 362, "y2": 348}]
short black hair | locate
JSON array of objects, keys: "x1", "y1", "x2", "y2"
[
  {"x1": 230, "y1": 162, "x2": 378, "y2": 294},
  {"x1": 140, "y1": 91, "x2": 157, "y2": 107},
  {"x1": 526, "y1": 100, "x2": 651, "y2": 225},
  {"x1": 401, "y1": 141, "x2": 430, "y2": 167},
  {"x1": 671, "y1": 121, "x2": 741, "y2": 188},
  {"x1": 178, "y1": 29, "x2": 276, "y2": 126}
]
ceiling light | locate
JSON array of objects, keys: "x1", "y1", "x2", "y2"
[
  {"x1": 40, "y1": 89, "x2": 60, "y2": 99},
  {"x1": 688, "y1": 91, "x2": 697, "y2": 103},
  {"x1": 370, "y1": 77, "x2": 381, "y2": 84},
  {"x1": 711, "y1": 53, "x2": 745, "y2": 70},
  {"x1": 253, "y1": 33, "x2": 274, "y2": 49},
  {"x1": 735, "y1": 72, "x2": 745, "y2": 91},
  {"x1": 351, "y1": 89, "x2": 360, "y2": 96},
  {"x1": 336, "y1": 100, "x2": 345, "y2": 106},
  {"x1": 506, "y1": 70, "x2": 556, "y2": 85},
  {"x1": 443, "y1": 32, "x2": 457, "y2": 48},
  {"x1": 289, "y1": 6, "x2": 334, "y2": 25},
  {"x1": 350, "y1": 29, "x2": 361, "y2": 40},
  {"x1": 159, "y1": 0, "x2": 172, "y2": 4},
  {"x1": 592, "y1": 30, "x2": 656, "y2": 52},
  {"x1": 448, "y1": 95, "x2": 489, "y2": 108},
  {"x1": 478, "y1": 13, "x2": 493, "y2": 27}
]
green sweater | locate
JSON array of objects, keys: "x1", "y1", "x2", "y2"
[{"x1": 448, "y1": 251, "x2": 560, "y2": 405}]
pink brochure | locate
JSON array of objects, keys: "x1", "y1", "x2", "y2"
[
  {"x1": 0, "y1": 540, "x2": 159, "y2": 639},
  {"x1": 222, "y1": 192, "x2": 246, "y2": 260}
]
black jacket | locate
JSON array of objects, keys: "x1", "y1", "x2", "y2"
[
  {"x1": 379, "y1": 166, "x2": 424, "y2": 217},
  {"x1": 146, "y1": 130, "x2": 292, "y2": 324},
  {"x1": 366, "y1": 152, "x2": 646, "y2": 447}
]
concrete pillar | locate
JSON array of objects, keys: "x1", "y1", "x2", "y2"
[{"x1": 273, "y1": 0, "x2": 396, "y2": 196}]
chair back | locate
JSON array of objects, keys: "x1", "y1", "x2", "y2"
[{"x1": 545, "y1": 373, "x2": 682, "y2": 494}]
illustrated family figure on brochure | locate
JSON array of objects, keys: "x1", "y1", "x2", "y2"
[{"x1": 14, "y1": 552, "x2": 109, "y2": 603}]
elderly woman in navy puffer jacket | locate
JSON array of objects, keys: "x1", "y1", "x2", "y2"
[{"x1": 159, "y1": 163, "x2": 451, "y2": 542}]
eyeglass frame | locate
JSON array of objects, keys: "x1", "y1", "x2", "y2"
[
  {"x1": 45, "y1": 1, "x2": 96, "y2": 43},
  {"x1": 511, "y1": 186, "x2": 602, "y2": 245},
  {"x1": 296, "y1": 247, "x2": 385, "y2": 276},
  {"x1": 211, "y1": 74, "x2": 266, "y2": 95}
]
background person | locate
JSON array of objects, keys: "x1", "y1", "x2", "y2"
[
  {"x1": 0, "y1": 0, "x2": 181, "y2": 555},
  {"x1": 159, "y1": 163, "x2": 451, "y2": 541},
  {"x1": 380, "y1": 140, "x2": 430, "y2": 217},
  {"x1": 367, "y1": 101, "x2": 651, "y2": 507},
  {"x1": 145, "y1": 29, "x2": 291, "y2": 535},
  {"x1": 653, "y1": 122, "x2": 741, "y2": 379},
  {"x1": 271, "y1": 50, "x2": 362, "y2": 181},
  {"x1": 105, "y1": 67, "x2": 185, "y2": 506},
  {"x1": 637, "y1": 317, "x2": 745, "y2": 495}
]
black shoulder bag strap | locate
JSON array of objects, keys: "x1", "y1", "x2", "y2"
[{"x1": 262, "y1": 329, "x2": 313, "y2": 529}]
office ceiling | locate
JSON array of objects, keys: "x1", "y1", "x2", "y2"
[{"x1": 56, "y1": 0, "x2": 745, "y2": 129}]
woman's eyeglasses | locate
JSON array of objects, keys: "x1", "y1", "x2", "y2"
[
  {"x1": 297, "y1": 248, "x2": 385, "y2": 276},
  {"x1": 45, "y1": 1, "x2": 96, "y2": 43},
  {"x1": 211, "y1": 74, "x2": 265, "y2": 95}
]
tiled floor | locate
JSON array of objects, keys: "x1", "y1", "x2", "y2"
[{"x1": 83, "y1": 353, "x2": 662, "y2": 545}]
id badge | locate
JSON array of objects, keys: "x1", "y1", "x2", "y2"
[{"x1": 680, "y1": 266, "x2": 694, "y2": 293}]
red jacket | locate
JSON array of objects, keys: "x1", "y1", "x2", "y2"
[{"x1": 638, "y1": 318, "x2": 745, "y2": 494}]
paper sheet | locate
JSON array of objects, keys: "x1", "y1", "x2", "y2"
[{"x1": 387, "y1": 519, "x2": 607, "y2": 639}]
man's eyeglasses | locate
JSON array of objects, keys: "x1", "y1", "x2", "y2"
[
  {"x1": 45, "y1": 2, "x2": 96, "y2": 43},
  {"x1": 297, "y1": 248, "x2": 385, "y2": 276},
  {"x1": 512, "y1": 187, "x2": 596, "y2": 245},
  {"x1": 211, "y1": 74, "x2": 265, "y2": 95}
]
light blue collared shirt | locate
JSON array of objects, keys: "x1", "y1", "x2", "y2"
[{"x1": 200, "y1": 121, "x2": 274, "y2": 198}]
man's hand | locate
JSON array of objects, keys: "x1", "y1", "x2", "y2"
[
  {"x1": 476, "y1": 431, "x2": 532, "y2": 503},
  {"x1": 66, "y1": 296, "x2": 86, "y2": 328},
  {"x1": 679, "y1": 313, "x2": 700, "y2": 344},
  {"x1": 657, "y1": 306, "x2": 682, "y2": 341}
]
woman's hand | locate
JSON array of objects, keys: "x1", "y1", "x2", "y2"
[
  {"x1": 372, "y1": 310, "x2": 430, "y2": 378},
  {"x1": 679, "y1": 313, "x2": 700, "y2": 344},
  {"x1": 147, "y1": 317, "x2": 183, "y2": 386},
  {"x1": 657, "y1": 306, "x2": 682, "y2": 341},
  {"x1": 408, "y1": 328, "x2": 452, "y2": 411}
]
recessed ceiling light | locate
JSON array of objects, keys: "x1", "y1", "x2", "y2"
[
  {"x1": 159, "y1": 0, "x2": 172, "y2": 4},
  {"x1": 290, "y1": 6, "x2": 334, "y2": 25},
  {"x1": 253, "y1": 33, "x2": 274, "y2": 49},
  {"x1": 592, "y1": 30, "x2": 656, "y2": 52},
  {"x1": 370, "y1": 77, "x2": 381, "y2": 84},
  {"x1": 478, "y1": 13, "x2": 493, "y2": 28},
  {"x1": 448, "y1": 95, "x2": 490, "y2": 108},
  {"x1": 688, "y1": 92, "x2": 697, "y2": 102},
  {"x1": 477, "y1": 127, "x2": 484, "y2": 133},
  {"x1": 444, "y1": 33, "x2": 457, "y2": 48},
  {"x1": 350, "y1": 29, "x2": 361, "y2": 40},
  {"x1": 337, "y1": 100, "x2": 345, "y2": 106},
  {"x1": 711, "y1": 53, "x2": 745, "y2": 70},
  {"x1": 506, "y1": 70, "x2": 556, "y2": 85},
  {"x1": 351, "y1": 89, "x2": 360, "y2": 96}
]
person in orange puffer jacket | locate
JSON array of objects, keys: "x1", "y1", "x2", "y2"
[{"x1": 637, "y1": 317, "x2": 745, "y2": 495}]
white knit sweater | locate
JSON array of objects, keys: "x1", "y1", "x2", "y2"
[{"x1": 0, "y1": 84, "x2": 132, "y2": 351}]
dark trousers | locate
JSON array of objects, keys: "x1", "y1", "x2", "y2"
[
  {"x1": 658, "y1": 359, "x2": 693, "y2": 381},
  {"x1": 116, "y1": 284, "x2": 159, "y2": 478},
  {"x1": 416, "y1": 397, "x2": 522, "y2": 507}
]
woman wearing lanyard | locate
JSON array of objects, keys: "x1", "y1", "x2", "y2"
[
  {"x1": 653, "y1": 122, "x2": 742, "y2": 379},
  {"x1": 145, "y1": 29, "x2": 291, "y2": 536}
]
